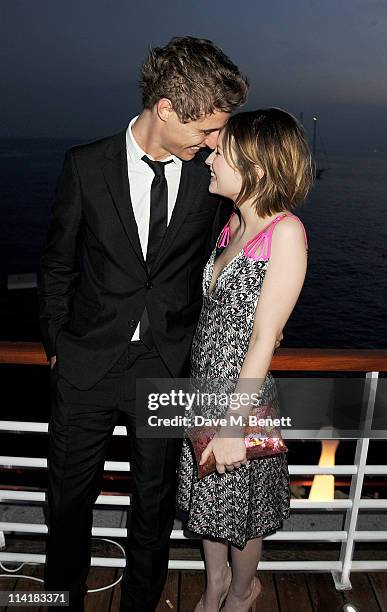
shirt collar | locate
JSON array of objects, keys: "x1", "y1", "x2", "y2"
[{"x1": 126, "y1": 115, "x2": 182, "y2": 168}]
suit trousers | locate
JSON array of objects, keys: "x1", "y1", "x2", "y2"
[{"x1": 43, "y1": 342, "x2": 182, "y2": 612}]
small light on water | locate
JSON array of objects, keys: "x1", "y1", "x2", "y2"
[{"x1": 343, "y1": 605, "x2": 359, "y2": 612}]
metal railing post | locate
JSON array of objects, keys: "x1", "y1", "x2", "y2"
[{"x1": 332, "y1": 371, "x2": 379, "y2": 589}]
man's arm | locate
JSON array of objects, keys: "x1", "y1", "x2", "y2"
[{"x1": 37, "y1": 149, "x2": 83, "y2": 362}]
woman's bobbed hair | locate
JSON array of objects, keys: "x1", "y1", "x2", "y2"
[{"x1": 222, "y1": 108, "x2": 314, "y2": 214}]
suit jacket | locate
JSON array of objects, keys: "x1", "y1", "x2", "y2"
[{"x1": 37, "y1": 128, "x2": 232, "y2": 389}]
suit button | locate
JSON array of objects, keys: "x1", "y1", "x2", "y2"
[
  {"x1": 128, "y1": 319, "x2": 136, "y2": 327},
  {"x1": 144, "y1": 281, "x2": 153, "y2": 289}
]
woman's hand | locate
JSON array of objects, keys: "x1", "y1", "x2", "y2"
[{"x1": 199, "y1": 432, "x2": 248, "y2": 474}]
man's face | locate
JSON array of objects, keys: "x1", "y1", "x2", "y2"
[{"x1": 161, "y1": 109, "x2": 230, "y2": 161}]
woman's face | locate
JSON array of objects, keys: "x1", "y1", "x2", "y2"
[{"x1": 205, "y1": 134, "x2": 242, "y2": 201}]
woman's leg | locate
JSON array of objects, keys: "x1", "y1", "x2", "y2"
[
  {"x1": 222, "y1": 536, "x2": 263, "y2": 611},
  {"x1": 198, "y1": 537, "x2": 230, "y2": 611}
]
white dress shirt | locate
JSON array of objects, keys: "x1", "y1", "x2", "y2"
[{"x1": 125, "y1": 115, "x2": 183, "y2": 340}]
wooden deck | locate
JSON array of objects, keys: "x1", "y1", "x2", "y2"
[{"x1": 1, "y1": 565, "x2": 387, "y2": 611}]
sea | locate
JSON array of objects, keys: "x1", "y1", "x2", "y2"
[{"x1": 0, "y1": 138, "x2": 386, "y2": 481}]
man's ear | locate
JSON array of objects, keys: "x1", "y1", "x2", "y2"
[{"x1": 156, "y1": 98, "x2": 174, "y2": 122}]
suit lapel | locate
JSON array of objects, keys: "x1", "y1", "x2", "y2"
[
  {"x1": 102, "y1": 129, "x2": 146, "y2": 271},
  {"x1": 101, "y1": 130, "x2": 209, "y2": 276}
]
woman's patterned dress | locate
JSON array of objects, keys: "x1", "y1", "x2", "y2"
[{"x1": 176, "y1": 210, "x2": 308, "y2": 549}]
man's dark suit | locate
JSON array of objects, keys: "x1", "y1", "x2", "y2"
[{"x1": 37, "y1": 127, "x2": 231, "y2": 610}]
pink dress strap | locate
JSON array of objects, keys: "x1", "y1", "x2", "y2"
[
  {"x1": 244, "y1": 213, "x2": 308, "y2": 261},
  {"x1": 216, "y1": 211, "x2": 235, "y2": 248},
  {"x1": 216, "y1": 211, "x2": 308, "y2": 260}
]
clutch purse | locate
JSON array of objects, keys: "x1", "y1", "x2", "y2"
[{"x1": 186, "y1": 403, "x2": 288, "y2": 479}]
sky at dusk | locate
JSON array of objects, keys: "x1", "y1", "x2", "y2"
[{"x1": 2, "y1": 0, "x2": 387, "y2": 150}]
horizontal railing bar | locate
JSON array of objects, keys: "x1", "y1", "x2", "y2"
[
  {"x1": 0, "y1": 343, "x2": 47, "y2": 366},
  {"x1": 0, "y1": 491, "x2": 129, "y2": 505},
  {"x1": 0, "y1": 490, "x2": 353, "y2": 508},
  {"x1": 354, "y1": 531, "x2": 387, "y2": 540},
  {"x1": 0, "y1": 524, "x2": 349, "y2": 541},
  {"x1": 2, "y1": 555, "x2": 384, "y2": 572},
  {"x1": 359, "y1": 499, "x2": 387, "y2": 508},
  {"x1": 270, "y1": 350, "x2": 387, "y2": 372},
  {"x1": 0, "y1": 553, "x2": 343, "y2": 571},
  {"x1": 2, "y1": 523, "x2": 386, "y2": 542},
  {"x1": 0, "y1": 422, "x2": 128, "y2": 436},
  {"x1": 0, "y1": 457, "x2": 45, "y2": 467},
  {"x1": 0, "y1": 491, "x2": 46, "y2": 502},
  {"x1": 0, "y1": 553, "x2": 384, "y2": 572},
  {"x1": 0, "y1": 422, "x2": 49, "y2": 433},
  {"x1": 0, "y1": 457, "x2": 119, "y2": 469},
  {"x1": 0, "y1": 555, "x2": 384, "y2": 571},
  {"x1": 364, "y1": 465, "x2": 387, "y2": 474},
  {"x1": 290, "y1": 466, "x2": 358, "y2": 475},
  {"x1": 171, "y1": 560, "x2": 344, "y2": 571},
  {"x1": 1, "y1": 342, "x2": 387, "y2": 371},
  {"x1": 0, "y1": 456, "x2": 363, "y2": 475},
  {"x1": 350, "y1": 561, "x2": 387, "y2": 570}
]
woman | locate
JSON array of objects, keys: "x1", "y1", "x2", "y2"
[{"x1": 176, "y1": 108, "x2": 313, "y2": 611}]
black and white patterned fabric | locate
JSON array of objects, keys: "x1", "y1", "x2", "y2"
[{"x1": 175, "y1": 213, "x2": 307, "y2": 549}]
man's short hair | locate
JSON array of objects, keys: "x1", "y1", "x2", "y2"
[{"x1": 140, "y1": 36, "x2": 249, "y2": 122}]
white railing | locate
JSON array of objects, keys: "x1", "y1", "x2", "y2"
[{"x1": 0, "y1": 351, "x2": 386, "y2": 590}]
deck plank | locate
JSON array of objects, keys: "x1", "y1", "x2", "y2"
[
  {"x1": 109, "y1": 569, "x2": 122, "y2": 611},
  {"x1": 155, "y1": 571, "x2": 179, "y2": 611},
  {"x1": 6, "y1": 564, "x2": 45, "y2": 612},
  {"x1": 179, "y1": 571, "x2": 205, "y2": 612},
  {"x1": 254, "y1": 572, "x2": 280, "y2": 611},
  {"x1": 367, "y1": 572, "x2": 387, "y2": 611},
  {"x1": 307, "y1": 573, "x2": 344, "y2": 612},
  {"x1": 0, "y1": 572, "x2": 17, "y2": 612},
  {"x1": 110, "y1": 570, "x2": 179, "y2": 611},
  {"x1": 341, "y1": 572, "x2": 382, "y2": 612},
  {"x1": 84, "y1": 567, "x2": 117, "y2": 612},
  {"x1": 275, "y1": 573, "x2": 314, "y2": 612}
]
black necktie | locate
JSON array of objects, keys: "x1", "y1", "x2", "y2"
[
  {"x1": 138, "y1": 155, "x2": 173, "y2": 347},
  {"x1": 141, "y1": 155, "x2": 173, "y2": 270}
]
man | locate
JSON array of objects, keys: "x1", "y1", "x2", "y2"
[{"x1": 38, "y1": 36, "x2": 254, "y2": 611}]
